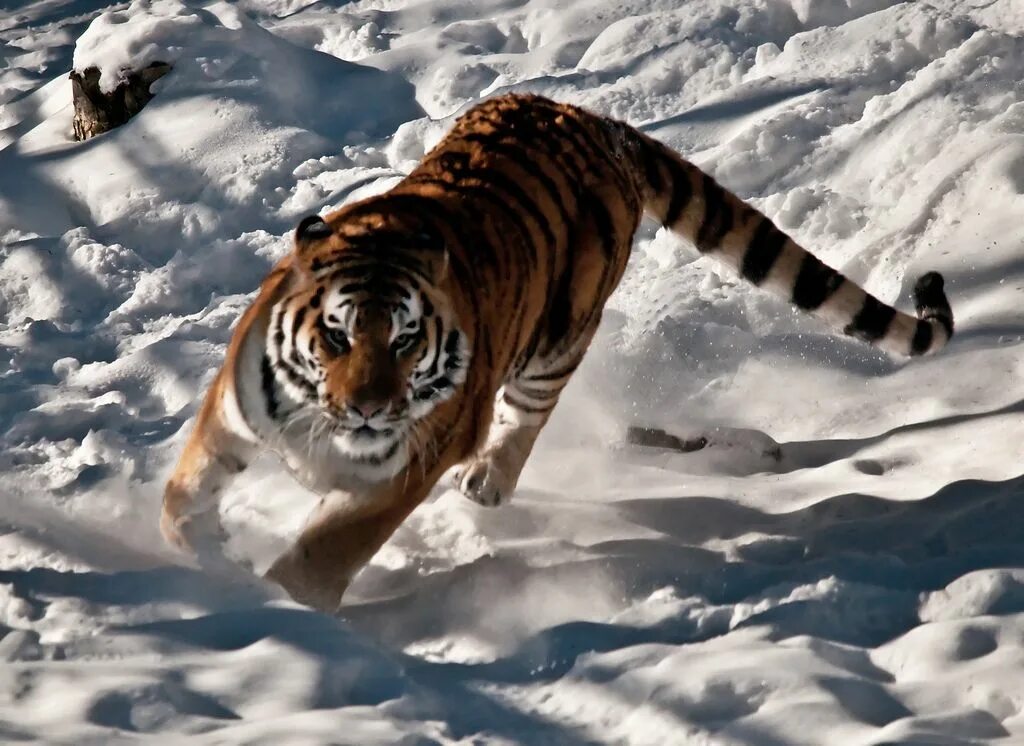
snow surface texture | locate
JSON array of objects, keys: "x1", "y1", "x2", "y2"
[{"x1": 2, "y1": 0, "x2": 1024, "y2": 742}]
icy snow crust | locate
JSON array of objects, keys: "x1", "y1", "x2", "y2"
[{"x1": 2, "y1": 0, "x2": 1024, "y2": 742}]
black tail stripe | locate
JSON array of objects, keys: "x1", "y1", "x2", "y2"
[
  {"x1": 844, "y1": 296, "x2": 897, "y2": 342},
  {"x1": 663, "y1": 156, "x2": 693, "y2": 228},
  {"x1": 741, "y1": 217, "x2": 788, "y2": 285},
  {"x1": 926, "y1": 312, "x2": 954, "y2": 338},
  {"x1": 910, "y1": 320, "x2": 933, "y2": 355},
  {"x1": 695, "y1": 175, "x2": 732, "y2": 252},
  {"x1": 791, "y1": 254, "x2": 847, "y2": 310},
  {"x1": 639, "y1": 138, "x2": 665, "y2": 194}
]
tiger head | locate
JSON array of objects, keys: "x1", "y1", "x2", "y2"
[{"x1": 265, "y1": 214, "x2": 470, "y2": 480}]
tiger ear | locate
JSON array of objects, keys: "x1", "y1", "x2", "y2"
[{"x1": 294, "y1": 215, "x2": 332, "y2": 259}]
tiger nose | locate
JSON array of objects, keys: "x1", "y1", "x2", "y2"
[{"x1": 349, "y1": 401, "x2": 386, "y2": 419}]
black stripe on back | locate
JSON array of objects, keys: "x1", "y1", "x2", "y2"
[
  {"x1": 473, "y1": 168, "x2": 557, "y2": 248},
  {"x1": 791, "y1": 254, "x2": 847, "y2": 311},
  {"x1": 695, "y1": 174, "x2": 732, "y2": 252},
  {"x1": 550, "y1": 108, "x2": 608, "y2": 164},
  {"x1": 499, "y1": 105, "x2": 590, "y2": 189},
  {"x1": 341, "y1": 228, "x2": 443, "y2": 253},
  {"x1": 844, "y1": 296, "x2": 897, "y2": 342},
  {"x1": 582, "y1": 191, "x2": 617, "y2": 257},
  {"x1": 910, "y1": 320, "x2": 933, "y2": 356},
  {"x1": 445, "y1": 157, "x2": 557, "y2": 250},
  {"x1": 340, "y1": 193, "x2": 444, "y2": 234},
  {"x1": 460, "y1": 133, "x2": 574, "y2": 226},
  {"x1": 741, "y1": 217, "x2": 788, "y2": 285},
  {"x1": 408, "y1": 176, "x2": 534, "y2": 262}
]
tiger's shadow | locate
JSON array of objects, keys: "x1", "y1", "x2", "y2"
[{"x1": 342, "y1": 465, "x2": 1024, "y2": 674}]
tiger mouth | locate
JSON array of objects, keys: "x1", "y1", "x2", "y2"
[
  {"x1": 349, "y1": 423, "x2": 392, "y2": 438},
  {"x1": 331, "y1": 420, "x2": 407, "y2": 469},
  {"x1": 334, "y1": 420, "x2": 407, "y2": 442}
]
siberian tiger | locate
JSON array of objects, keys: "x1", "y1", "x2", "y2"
[{"x1": 160, "y1": 93, "x2": 954, "y2": 612}]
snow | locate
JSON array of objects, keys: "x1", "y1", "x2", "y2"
[{"x1": 2, "y1": 0, "x2": 1024, "y2": 742}]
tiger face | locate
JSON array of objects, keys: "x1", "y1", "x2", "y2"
[{"x1": 263, "y1": 216, "x2": 470, "y2": 480}]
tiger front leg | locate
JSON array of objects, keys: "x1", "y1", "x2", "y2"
[
  {"x1": 453, "y1": 381, "x2": 560, "y2": 507},
  {"x1": 264, "y1": 485, "x2": 430, "y2": 613},
  {"x1": 161, "y1": 444, "x2": 246, "y2": 559},
  {"x1": 160, "y1": 378, "x2": 253, "y2": 565}
]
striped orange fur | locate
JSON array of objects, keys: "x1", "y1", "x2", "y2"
[{"x1": 161, "y1": 93, "x2": 953, "y2": 611}]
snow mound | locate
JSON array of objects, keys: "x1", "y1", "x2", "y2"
[{"x1": 72, "y1": 0, "x2": 204, "y2": 93}]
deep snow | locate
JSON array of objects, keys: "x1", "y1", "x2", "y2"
[{"x1": 2, "y1": 0, "x2": 1024, "y2": 743}]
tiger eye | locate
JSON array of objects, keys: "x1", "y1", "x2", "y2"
[{"x1": 324, "y1": 328, "x2": 351, "y2": 354}]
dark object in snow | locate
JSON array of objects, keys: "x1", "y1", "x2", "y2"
[
  {"x1": 70, "y1": 62, "x2": 171, "y2": 141},
  {"x1": 626, "y1": 426, "x2": 708, "y2": 453}
]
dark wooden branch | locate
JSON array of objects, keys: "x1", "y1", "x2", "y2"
[{"x1": 70, "y1": 61, "x2": 171, "y2": 141}]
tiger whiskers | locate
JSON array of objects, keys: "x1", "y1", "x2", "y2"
[
  {"x1": 405, "y1": 420, "x2": 436, "y2": 486},
  {"x1": 309, "y1": 414, "x2": 336, "y2": 468},
  {"x1": 275, "y1": 405, "x2": 318, "y2": 450}
]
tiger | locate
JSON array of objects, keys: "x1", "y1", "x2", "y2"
[{"x1": 160, "y1": 93, "x2": 954, "y2": 612}]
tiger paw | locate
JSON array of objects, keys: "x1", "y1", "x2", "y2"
[
  {"x1": 454, "y1": 458, "x2": 512, "y2": 507},
  {"x1": 160, "y1": 506, "x2": 227, "y2": 557},
  {"x1": 264, "y1": 546, "x2": 347, "y2": 614}
]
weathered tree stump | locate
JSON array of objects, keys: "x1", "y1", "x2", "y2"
[{"x1": 70, "y1": 61, "x2": 171, "y2": 141}]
